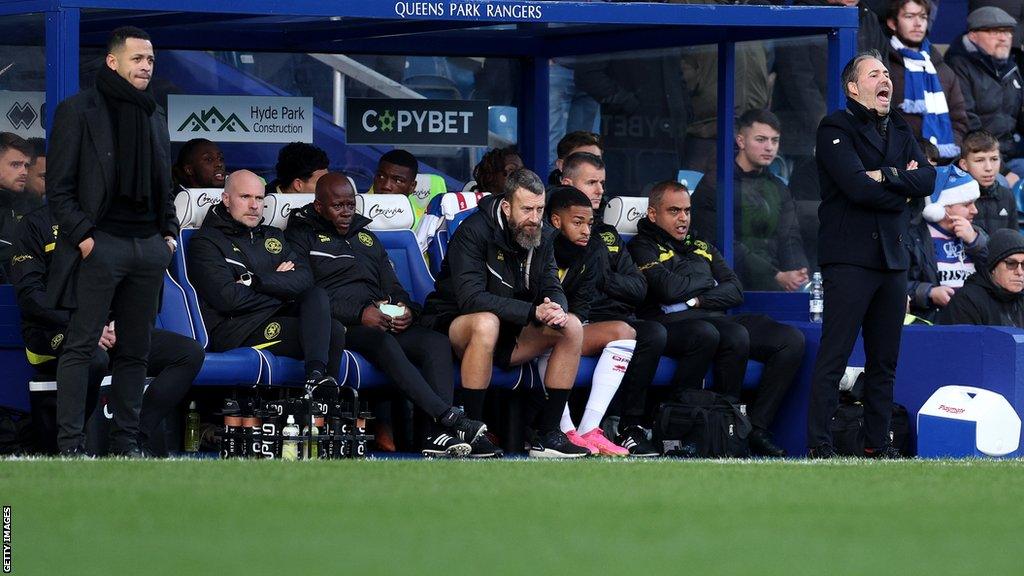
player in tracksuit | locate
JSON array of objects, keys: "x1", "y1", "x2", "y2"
[
  {"x1": 557, "y1": 152, "x2": 665, "y2": 457},
  {"x1": 186, "y1": 170, "x2": 345, "y2": 390},
  {"x1": 10, "y1": 205, "x2": 204, "y2": 455},
  {"x1": 285, "y1": 172, "x2": 488, "y2": 458}
]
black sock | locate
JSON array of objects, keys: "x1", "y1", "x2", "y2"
[
  {"x1": 460, "y1": 388, "x2": 487, "y2": 421},
  {"x1": 537, "y1": 388, "x2": 571, "y2": 433},
  {"x1": 305, "y1": 360, "x2": 327, "y2": 378}
]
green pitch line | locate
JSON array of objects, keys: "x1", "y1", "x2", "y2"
[{"x1": 2, "y1": 458, "x2": 1022, "y2": 575}]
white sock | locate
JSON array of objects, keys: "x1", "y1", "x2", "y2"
[
  {"x1": 560, "y1": 404, "x2": 576, "y2": 433},
  {"x1": 577, "y1": 340, "x2": 635, "y2": 435}
]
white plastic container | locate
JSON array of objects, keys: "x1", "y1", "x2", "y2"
[{"x1": 917, "y1": 385, "x2": 1021, "y2": 458}]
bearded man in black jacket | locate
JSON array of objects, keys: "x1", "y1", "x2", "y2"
[
  {"x1": 286, "y1": 172, "x2": 488, "y2": 458},
  {"x1": 187, "y1": 170, "x2": 345, "y2": 391}
]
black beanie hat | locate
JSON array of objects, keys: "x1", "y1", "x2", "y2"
[{"x1": 987, "y1": 229, "x2": 1024, "y2": 271}]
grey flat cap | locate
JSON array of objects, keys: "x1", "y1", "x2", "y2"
[{"x1": 967, "y1": 6, "x2": 1017, "y2": 31}]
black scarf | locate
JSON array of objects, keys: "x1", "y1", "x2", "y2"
[
  {"x1": 553, "y1": 233, "x2": 587, "y2": 270},
  {"x1": 96, "y1": 65, "x2": 157, "y2": 212},
  {"x1": 847, "y1": 97, "x2": 890, "y2": 139}
]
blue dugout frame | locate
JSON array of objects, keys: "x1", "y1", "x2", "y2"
[{"x1": 5, "y1": 0, "x2": 858, "y2": 271}]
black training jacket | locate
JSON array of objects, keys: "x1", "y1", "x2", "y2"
[
  {"x1": 421, "y1": 194, "x2": 567, "y2": 328},
  {"x1": 552, "y1": 234, "x2": 600, "y2": 323},
  {"x1": 286, "y1": 204, "x2": 415, "y2": 325},
  {"x1": 627, "y1": 217, "x2": 743, "y2": 322},
  {"x1": 187, "y1": 203, "x2": 312, "y2": 350},
  {"x1": 9, "y1": 206, "x2": 72, "y2": 343},
  {"x1": 588, "y1": 222, "x2": 647, "y2": 322}
]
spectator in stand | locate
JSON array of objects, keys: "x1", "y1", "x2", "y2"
[
  {"x1": 691, "y1": 109, "x2": 809, "y2": 292},
  {"x1": 772, "y1": 0, "x2": 889, "y2": 166},
  {"x1": 676, "y1": 1, "x2": 770, "y2": 189},
  {"x1": 267, "y1": 142, "x2": 329, "y2": 195},
  {"x1": 472, "y1": 146, "x2": 523, "y2": 195},
  {"x1": 10, "y1": 205, "x2": 204, "y2": 456},
  {"x1": 547, "y1": 131, "x2": 602, "y2": 186},
  {"x1": 958, "y1": 130, "x2": 1019, "y2": 233},
  {"x1": 940, "y1": 228, "x2": 1024, "y2": 326},
  {"x1": 172, "y1": 138, "x2": 226, "y2": 191},
  {"x1": 286, "y1": 173, "x2": 490, "y2": 458},
  {"x1": 906, "y1": 165, "x2": 989, "y2": 321},
  {"x1": 946, "y1": 7, "x2": 1024, "y2": 184},
  {"x1": 629, "y1": 181, "x2": 805, "y2": 457},
  {"x1": 885, "y1": 0, "x2": 969, "y2": 162},
  {"x1": 187, "y1": 170, "x2": 346, "y2": 391},
  {"x1": 420, "y1": 169, "x2": 589, "y2": 458},
  {"x1": 25, "y1": 137, "x2": 46, "y2": 199},
  {"x1": 968, "y1": 0, "x2": 1024, "y2": 50}
]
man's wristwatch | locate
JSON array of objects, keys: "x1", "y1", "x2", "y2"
[
  {"x1": 239, "y1": 272, "x2": 253, "y2": 287},
  {"x1": 165, "y1": 237, "x2": 178, "y2": 251},
  {"x1": 686, "y1": 297, "x2": 699, "y2": 308}
]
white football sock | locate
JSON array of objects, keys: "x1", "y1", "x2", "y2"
[{"x1": 577, "y1": 340, "x2": 635, "y2": 435}]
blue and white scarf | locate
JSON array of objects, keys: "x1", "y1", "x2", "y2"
[{"x1": 892, "y1": 36, "x2": 960, "y2": 159}]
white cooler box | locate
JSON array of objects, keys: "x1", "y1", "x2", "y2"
[{"x1": 917, "y1": 385, "x2": 1021, "y2": 458}]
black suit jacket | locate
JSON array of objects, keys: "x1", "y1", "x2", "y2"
[
  {"x1": 815, "y1": 104, "x2": 936, "y2": 271},
  {"x1": 45, "y1": 87, "x2": 177, "y2": 308}
]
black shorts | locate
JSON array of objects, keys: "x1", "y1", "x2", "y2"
[{"x1": 431, "y1": 314, "x2": 523, "y2": 371}]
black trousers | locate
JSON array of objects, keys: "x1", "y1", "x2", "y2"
[
  {"x1": 611, "y1": 319, "x2": 667, "y2": 427},
  {"x1": 242, "y1": 287, "x2": 346, "y2": 378},
  {"x1": 56, "y1": 231, "x2": 170, "y2": 453},
  {"x1": 662, "y1": 314, "x2": 804, "y2": 429},
  {"x1": 345, "y1": 324, "x2": 454, "y2": 420},
  {"x1": 808, "y1": 264, "x2": 906, "y2": 449},
  {"x1": 32, "y1": 328, "x2": 204, "y2": 455}
]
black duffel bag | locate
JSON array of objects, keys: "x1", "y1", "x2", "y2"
[
  {"x1": 830, "y1": 401, "x2": 911, "y2": 456},
  {"x1": 653, "y1": 389, "x2": 752, "y2": 458}
]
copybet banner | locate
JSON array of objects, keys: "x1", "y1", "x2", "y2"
[
  {"x1": 168, "y1": 95, "x2": 313, "y2": 143},
  {"x1": 345, "y1": 98, "x2": 488, "y2": 147},
  {"x1": 0, "y1": 91, "x2": 45, "y2": 138}
]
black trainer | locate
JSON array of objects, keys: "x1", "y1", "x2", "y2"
[
  {"x1": 864, "y1": 444, "x2": 904, "y2": 460},
  {"x1": 528, "y1": 429, "x2": 590, "y2": 459},
  {"x1": 808, "y1": 444, "x2": 838, "y2": 459},
  {"x1": 440, "y1": 407, "x2": 487, "y2": 444},
  {"x1": 616, "y1": 425, "x2": 659, "y2": 457},
  {"x1": 469, "y1": 433, "x2": 504, "y2": 459},
  {"x1": 749, "y1": 428, "x2": 787, "y2": 458},
  {"x1": 421, "y1": 432, "x2": 471, "y2": 458},
  {"x1": 305, "y1": 371, "x2": 339, "y2": 398}
]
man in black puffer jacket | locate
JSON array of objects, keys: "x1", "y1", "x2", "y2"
[
  {"x1": 628, "y1": 181, "x2": 806, "y2": 457},
  {"x1": 285, "y1": 172, "x2": 488, "y2": 458},
  {"x1": 421, "y1": 169, "x2": 588, "y2": 459},
  {"x1": 186, "y1": 170, "x2": 345, "y2": 389},
  {"x1": 940, "y1": 228, "x2": 1024, "y2": 326},
  {"x1": 946, "y1": 8, "x2": 1024, "y2": 176}
]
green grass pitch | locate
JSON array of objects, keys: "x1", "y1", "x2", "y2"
[{"x1": 2, "y1": 458, "x2": 1022, "y2": 575}]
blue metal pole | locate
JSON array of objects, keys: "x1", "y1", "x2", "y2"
[
  {"x1": 519, "y1": 55, "x2": 549, "y2": 176},
  {"x1": 715, "y1": 41, "x2": 735, "y2": 265},
  {"x1": 45, "y1": 8, "x2": 80, "y2": 143},
  {"x1": 827, "y1": 26, "x2": 857, "y2": 113}
]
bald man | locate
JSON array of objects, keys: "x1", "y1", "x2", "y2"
[
  {"x1": 186, "y1": 169, "x2": 346, "y2": 389},
  {"x1": 285, "y1": 172, "x2": 488, "y2": 457}
]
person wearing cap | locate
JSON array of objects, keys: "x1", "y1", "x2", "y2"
[
  {"x1": 906, "y1": 165, "x2": 990, "y2": 321},
  {"x1": 807, "y1": 51, "x2": 936, "y2": 460},
  {"x1": 945, "y1": 6, "x2": 1024, "y2": 183},
  {"x1": 939, "y1": 228, "x2": 1024, "y2": 326}
]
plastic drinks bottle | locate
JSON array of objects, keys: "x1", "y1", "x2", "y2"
[{"x1": 282, "y1": 415, "x2": 300, "y2": 461}]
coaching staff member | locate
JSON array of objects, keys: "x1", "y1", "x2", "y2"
[
  {"x1": 808, "y1": 51, "x2": 935, "y2": 459},
  {"x1": 46, "y1": 27, "x2": 178, "y2": 457}
]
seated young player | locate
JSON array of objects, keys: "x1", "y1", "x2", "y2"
[
  {"x1": 286, "y1": 172, "x2": 488, "y2": 458},
  {"x1": 187, "y1": 170, "x2": 345, "y2": 391},
  {"x1": 545, "y1": 186, "x2": 633, "y2": 456}
]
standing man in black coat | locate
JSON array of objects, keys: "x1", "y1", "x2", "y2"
[
  {"x1": 46, "y1": 27, "x2": 179, "y2": 457},
  {"x1": 808, "y1": 51, "x2": 936, "y2": 459}
]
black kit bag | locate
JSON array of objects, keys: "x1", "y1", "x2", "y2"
[
  {"x1": 653, "y1": 389, "x2": 752, "y2": 458},
  {"x1": 831, "y1": 373, "x2": 912, "y2": 456}
]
